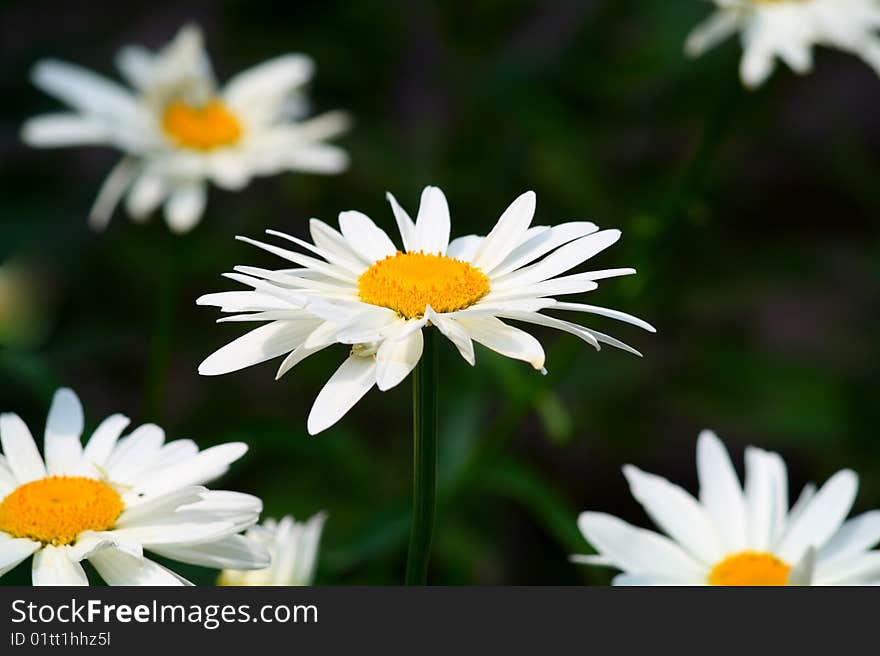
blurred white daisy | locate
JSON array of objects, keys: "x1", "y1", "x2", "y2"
[
  {"x1": 22, "y1": 24, "x2": 349, "y2": 233},
  {"x1": 219, "y1": 513, "x2": 325, "y2": 586},
  {"x1": 576, "y1": 430, "x2": 880, "y2": 585},
  {"x1": 0, "y1": 388, "x2": 268, "y2": 585},
  {"x1": 685, "y1": 0, "x2": 880, "y2": 88},
  {"x1": 198, "y1": 186, "x2": 654, "y2": 434}
]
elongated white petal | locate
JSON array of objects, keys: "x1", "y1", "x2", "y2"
[
  {"x1": 151, "y1": 534, "x2": 270, "y2": 570},
  {"x1": 224, "y1": 54, "x2": 314, "y2": 111},
  {"x1": 0, "y1": 413, "x2": 46, "y2": 484},
  {"x1": 494, "y1": 310, "x2": 600, "y2": 351},
  {"x1": 549, "y1": 302, "x2": 656, "y2": 332},
  {"x1": 89, "y1": 550, "x2": 191, "y2": 586},
  {"x1": 425, "y1": 307, "x2": 475, "y2": 365},
  {"x1": 308, "y1": 219, "x2": 372, "y2": 272},
  {"x1": 578, "y1": 512, "x2": 705, "y2": 583},
  {"x1": 126, "y1": 173, "x2": 167, "y2": 220},
  {"x1": 21, "y1": 113, "x2": 113, "y2": 147},
  {"x1": 490, "y1": 221, "x2": 598, "y2": 277},
  {"x1": 307, "y1": 356, "x2": 376, "y2": 435},
  {"x1": 0, "y1": 538, "x2": 41, "y2": 576},
  {"x1": 623, "y1": 465, "x2": 724, "y2": 565},
  {"x1": 818, "y1": 511, "x2": 880, "y2": 566},
  {"x1": 472, "y1": 191, "x2": 536, "y2": 273},
  {"x1": 375, "y1": 324, "x2": 423, "y2": 391},
  {"x1": 33, "y1": 546, "x2": 88, "y2": 586},
  {"x1": 386, "y1": 192, "x2": 416, "y2": 252},
  {"x1": 413, "y1": 186, "x2": 450, "y2": 255},
  {"x1": 744, "y1": 446, "x2": 787, "y2": 551},
  {"x1": 777, "y1": 470, "x2": 858, "y2": 563},
  {"x1": 31, "y1": 58, "x2": 141, "y2": 121},
  {"x1": 200, "y1": 321, "x2": 314, "y2": 376},
  {"x1": 165, "y1": 183, "x2": 206, "y2": 234},
  {"x1": 455, "y1": 315, "x2": 545, "y2": 370},
  {"x1": 338, "y1": 211, "x2": 398, "y2": 262},
  {"x1": 88, "y1": 157, "x2": 139, "y2": 231},
  {"x1": 136, "y1": 443, "x2": 248, "y2": 495},
  {"x1": 44, "y1": 388, "x2": 84, "y2": 476},
  {"x1": 446, "y1": 235, "x2": 482, "y2": 262},
  {"x1": 696, "y1": 430, "x2": 748, "y2": 552},
  {"x1": 685, "y1": 9, "x2": 740, "y2": 57}
]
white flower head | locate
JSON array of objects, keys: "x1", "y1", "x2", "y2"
[
  {"x1": 576, "y1": 430, "x2": 880, "y2": 585},
  {"x1": 22, "y1": 24, "x2": 350, "y2": 233},
  {"x1": 198, "y1": 185, "x2": 654, "y2": 434},
  {"x1": 219, "y1": 513, "x2": 325, "y2": 586},
  {"x1": 0, "y1": 388, "x2": 269, "y2": 585},
  {"x1": 685, "y1": 0, "x2": 880, "y2": 88}
]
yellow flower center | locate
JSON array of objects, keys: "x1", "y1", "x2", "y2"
[
  {"x1": 708, "y1": 551, "x2": 791, "y2": 586},
  {"x1": 161, "y1": 100, "x2": 242, "y2": 150},
  {"x1": 0, "y1": 476, "x2": 123, "y2": 546},
  {"x1": 357, "y1": 251, "x2": 490, "y2": 319}
]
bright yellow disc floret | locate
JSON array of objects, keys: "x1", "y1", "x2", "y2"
[
  {"x1": 162, "y1": 100, "x2": 242, "y2": 150},
  {"x1": 0, "y1": 476, "x2": 123, "y2": 546},
  {"x1": 358, "y1": 251, "x2": 490, "y2": 319}
]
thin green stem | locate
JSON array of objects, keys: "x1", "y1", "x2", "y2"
[{"x1": 405, "y1": 328, "x2": 438, "y2": 585}]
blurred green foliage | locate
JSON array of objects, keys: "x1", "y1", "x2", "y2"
[{"x1": 1, "y1": 0, "x2": 879, "y2": 585}]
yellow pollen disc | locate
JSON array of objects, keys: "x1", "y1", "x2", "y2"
[
  {"x1": 358, "y1": 251, "x2": 490, "y2": 319},
  {"x1": 708, "y1": 551, "x2": 791, "y2": 586},
  {"x1": 0, "y1": 476, "x2": 123, "y2": 546},
  {"x1": 162, "y1": 100, "x2": 242, "y2": 150}
]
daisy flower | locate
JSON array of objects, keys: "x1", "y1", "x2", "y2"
[
  {"x1": 0, "y1": 388, "x2": 269, "y2": 585},
  {"x1": 197, "y1": 185, "x2": 654, "y2": 435},
  {"x1": 576, "y1": 430, "x2": 880, "y2": 585},
  {"x1": 219, "y1": 513, "x2": 325, "y2": 586},
  {"x1": 22, "y1": 24, "x2": 349, "y2": 233},
  {"x1": 685, "y1": 0, "x2": 880, "y2": 88}
]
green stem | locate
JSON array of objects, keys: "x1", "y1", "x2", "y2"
[{"x1": 405, "y1": 329, "x2": 438, "y2": 585}]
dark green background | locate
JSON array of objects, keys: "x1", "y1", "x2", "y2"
[{"x1": 2, "y1": 0, "x2": 879, "y2": 585}]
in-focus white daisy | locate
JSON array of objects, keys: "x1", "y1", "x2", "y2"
[
  {"x1": 219, "y1": 513, "x2": 325, "y2": 586},
  {"x1": 685, "y1": 0, "x2": 880, "y2": 88},
  {"x1": 22, "y1": 24, "x2": 349, "y2": 233},
  {"x1": 0, "y1": 388, "x2": 269, "y2": 585},
  {"x1": 198, "y1": 186, "x2": 654, "y2": 434},
  {"x1": 576, "y1": 430, "x2": 880, "y2": 585}
]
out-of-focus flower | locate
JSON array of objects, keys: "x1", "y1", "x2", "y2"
[
  {"x1": 22, "y1": 25, "x2": 350, "y2": 234},
  {"x1": 0, "y1": 259, "x2": 52, "y2": 349},
  {"x1": 219, "y1": 513, "x2": 325, "y2": 586},
  {"x1": 0, "y1": 388, "x2": 268, "y2": 585},
  {"x1": 198, "y1": 186, "x2": 654, "y2": 434},
  {"x1": 575, "y1": 430, "x2": 880, "y2": 585},
  {"x1": 685, "y1": 0, "x2": 880, "y2": 88}
]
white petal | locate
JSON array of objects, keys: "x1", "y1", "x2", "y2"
[
  {"x1": 454, "y1": 315, "x2": 545, "y2": 370},
  {"x1": 165, "y1": 183, "x2": 206, "y2": 234},
  {"x1": 787, "y1": 547, "x2": 815, "y2": 586},
  {"x1": 492, "y1": 310, "x2": 600, "y2": 351},
  {"x1": 284, "y1": 144, "x2": 349, "y2": 174},
  {"x1": 446, "y1": 235, "x2": 483, "y2": 262},
  {"x1": 0, "y1": 413, "x2": 46, "y2": 484},
  {"x1": 813, "y1": 552, "x2": 880, "y2": 585},
  {"x1": 577, "y1": 512, "x2": 705, "y2": 582},
  {"x1": 622, "y1": 465, "x2": 724, "y2": 565},
  {"x1": 307, "y1": 356, "x2": 377, "y2": 435},
  {"x1": 549, "y1": 302, "x2": 656, "y2": 333},
  {"x1": 31, "y1": 58, "x2": 141, "y2": 122},
  {"x1": 777, "y1": 470, "x2": 859, "y2": 564},
  {"x1": 684, "y1": 9, "x2": 740, "y2": 58},
  {"x1": 125, "y1": 173, "x2": 167, "y2": 220},
  {"x1": 44, "y1": 387, "x2": 84, "y2": 476},
  {"x1": 135, "y1": 443, "x2": 248, "y2": 495},
  {"x1": 32, "y1": 546, "x2": 88, "y2": 586},
  {"x1": 744, "y1": 446, "x2": 788, "y2": 551},
  {"x1": 309, "y1": 219, "x2": 372, "y2": 272},
  {"x1": 338, "y1": 211, "x2": 398, "y2": 262},
  {"x1": 150, "y1": 534, "x2": 270, "y2": 570},
  {"x1": 696, "y1": 430, "x2": 748, "y2": 552},
  {"x1": 89, "y1": 549, "x2": 191, "y2": 586},
  {"x1": 818, "y1": 511, "x2": 880, "y2": 566},
  {"x1": 88, "y1": 157, "x2": 139, "y2": 231},
  {"x1": 0, "y1": 537, "x2": 40, "y2": 576},
  {"x1": 104, "y1": 423, "x2": 165, "y2": 483},
  {"x1": 199, "y1": 320, "x2": 313, "y2": 375},
  {"x1": 223, "y1": 54, "x2": 314, "y2": 111},
  {"x1": 21, "y1": 113, "x2": 113, "y2": 147},
  {"x1": 490, "y1": 221, "x2": 599, "y2": 277},
  {"x1": 82, "y1": 414, "x2": 130, "y2": 470},
  {"x1": 375, "y1": 324, "x2": 423, "y2": 391},
  {"x1": 412, "y1": 186, "x2": 450, "y2": 255},
  {"x1": 386, "y1": 192, "x2": 416, "y2": 252},
  {"x1": 425, "y1": 307, "x2": 475, "y2": 365},
  {"x1": 115, "y1": 45, "x2": 153, "y2": 89},
  {"x1": 472, "y1": 191, "x2": 536, "y2": 273},
  {"x1": 491, "y1": 229, "x2": 621, "y2": 290}
]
